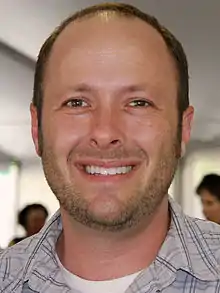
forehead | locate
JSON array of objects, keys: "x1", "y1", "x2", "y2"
[
  {"x1": 27, "y1": 208, "x2": 46, "y2": 218},
  {"x1": 200, "y1": 190, "x2": 217, "y2": 201},
  {"x1": 44, "y1": 14, "x2": 177, "y2": 95}
]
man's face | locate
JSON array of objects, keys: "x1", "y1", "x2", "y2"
[{"x1": 31, "y1": 15, "x2": 193, "y2": 231}]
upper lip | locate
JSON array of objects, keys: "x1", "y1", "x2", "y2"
[{"x1": 74, "y1": 159, "x2": 141, "y2": 168}]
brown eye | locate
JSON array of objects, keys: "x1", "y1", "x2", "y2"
[
  {"x1": 65, "y1": 99, "x2": 88, "y2": 108},
  {"x1": 129, "y1": 100, "x2": 150, "y2": 107}
]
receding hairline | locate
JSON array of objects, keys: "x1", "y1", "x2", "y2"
[
  {"x1": 43, "y1": 10, "x2": 177, "y2": 82},
  {"x1": 50, "y1": 9, "x2": 165, "y2": 49},
  {"x1": 53, "y1": 11, "x2": 170, "y2": 54},
  {"x1": 62, "y1": 3, "x2": 153, "y2": 23},
  {"x1": 37, "y1": 3, "x2": 181, "y2": 87},
  {"x1": 70, "y1": 8, "x2": 137, "y2": 22},
  {"x1": 51, "y1": 7, "x2": 148, "y2": 44}
]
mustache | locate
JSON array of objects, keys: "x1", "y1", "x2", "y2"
[{"x1": 69, "y1": 147, "x2": 147, "y2": 160}]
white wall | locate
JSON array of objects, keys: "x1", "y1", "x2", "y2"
[
  {"x1": 17, "y1": 160, "x2": 59, "y2": 232},
  {"x1": 0, "y1": 163, "x2": 19, "y2": 248},
  {"x1": 0, "y1": 45, "x2": 36, "y2": 160},
  {"x1": 0, "y1": 158, "x2": 59, "y2": 247}
]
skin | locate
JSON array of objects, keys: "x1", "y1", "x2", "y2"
[
  {"x1": 25, "y1": 209, "x2": 47, "y2": 236},
  {"x1": 200, "y1": 189, "x2": 220, "y2": 224},
  {"x1": 31, "y1": 14, "x2": 193, "y2": 280}
]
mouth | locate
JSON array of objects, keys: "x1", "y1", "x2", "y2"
[
  {"x1": 74, "y1": 160, "x2": 139, "y2": 182},
  {"x1": 84, "y1": 165, "x2": 134, "y2": 176}
]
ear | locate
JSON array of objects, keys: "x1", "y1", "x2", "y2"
[
  {"x1": 30, "y1": 103, "x2": 41, "y2": 157},
  {"x1": 181, "y1": 106, "x2": 194, "y2": 156}
]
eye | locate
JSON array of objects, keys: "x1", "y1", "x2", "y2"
[
  {"x1": 64, "y1": 98, "x2": 89, "y2": 108},
  {"x1": 128, "y1": 99, "x2": 150, "y2": 107}
]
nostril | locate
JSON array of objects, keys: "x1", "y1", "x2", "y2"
[
  {"x1": 111, "y1": 139, "x2": 120, "y2": 145},
  {"x1": 89, "y1": 137, "x2": 122, "y2": 149}
]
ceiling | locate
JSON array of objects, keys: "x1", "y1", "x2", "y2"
[{"x1": 0, "y1": 0, "x2": 220, "y2": 162}]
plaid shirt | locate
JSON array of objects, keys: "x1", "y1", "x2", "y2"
[{"x1": 1, "y1": 198, "x2": 220, "y2": 293}]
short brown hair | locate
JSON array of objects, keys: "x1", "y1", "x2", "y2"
[
  {"x1": 33, "y1": 2, "x2": 189, "y2": 130},
  {"x1": 196, "y1": 174, "x2": 220, "y2": 201},
  {"x1": 18, "y1": 204, "x2": 48, "y2": 229}
]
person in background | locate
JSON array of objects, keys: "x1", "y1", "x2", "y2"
[
  {"x1": 9, "y1": 203, "x2": 48, "y2": 246},
  {"x1": 196, "y1": 173, "x2": 220, "y2": 224}
]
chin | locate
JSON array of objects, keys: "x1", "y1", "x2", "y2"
[{"x1": 88, "y1": 193, "x2": 124, "y2": 215}]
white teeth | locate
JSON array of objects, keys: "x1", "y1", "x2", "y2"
[
  {"x1": 85, "y1": 165, "x2": 132, "y2": 175},
  {"x1": 122, "y1": 167, "x2": 127, "y2": 174}
]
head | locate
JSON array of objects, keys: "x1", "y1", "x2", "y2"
[
  {"x1": 31, "y1": 3, "x2": 193, "y2": 232},
  {"x1": 18, "y1": 204, "x2": 48, "y2": 236},
  {"x1": 196, "y1": 174, "x2": 220, "y2": 224}
]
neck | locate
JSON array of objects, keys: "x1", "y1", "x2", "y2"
[{"x1": 56, "y1": 196, "x2": 170, "y2": 281}]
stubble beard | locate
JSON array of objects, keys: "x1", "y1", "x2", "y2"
[{"x1": 41, "y1": 138, "x2": 180, "y2": 232}]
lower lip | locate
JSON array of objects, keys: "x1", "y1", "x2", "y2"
[{"x1": 78, "y1": 166, "x2": 137, "y2": 182}]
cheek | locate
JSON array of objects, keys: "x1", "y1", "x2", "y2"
[
  {"x1": 213, "y1": 204, "x2": 220, "y2": 212},
  {"x1": 124, "y1": 114, "x2": 175, "y2": 154},
  {"x1": 42, "y1": 113, "x2": 92, "y2": 152}
]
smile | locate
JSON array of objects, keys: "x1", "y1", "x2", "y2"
[{"x1": 84, "y1": 165, "x2": 133, "y2": 176}]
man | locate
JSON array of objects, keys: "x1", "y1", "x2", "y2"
[
  {"x1": 1, "y1": 3, "x2": 220, "y2": 293},
  {"x1": 196, "y1": 173, "x2": 220, "y2": 224}
]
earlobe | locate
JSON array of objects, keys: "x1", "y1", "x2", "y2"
[{"x1": 30, "y1": 103, "x2": 41, "y2": 157}]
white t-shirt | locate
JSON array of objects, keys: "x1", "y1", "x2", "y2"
[{"x1": 56, "y1": 254, "x2": 141, "y2": 293}]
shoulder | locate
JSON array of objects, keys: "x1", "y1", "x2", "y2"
[
  {"x1": 185, "y1": 215, "x2": 220, "y2": 261},
  {"x1": 0, "y1": 236, "x2": 36, "y2": 283},
  {"x1": 187, "y1": 214, "x2": 220, "y2": 236},
  {"x1": 170, "y1": 198, "x2": 220, "y2": 277},
  {"x1": 171, "y1": 197, "x2": 220, "y2": 241},
  {"x1": 0, "y1": 211, "x2": 61, "y2": 290},
  {"x1": 8, "y1": 237, "x2": 25, "y2": 247}
]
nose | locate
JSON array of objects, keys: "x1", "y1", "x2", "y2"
[{"x1": 89, "y1": 108, "x2": 124, "y2": 149}]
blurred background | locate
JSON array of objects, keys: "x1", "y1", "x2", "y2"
[{"x1": 0, "y1": 0, "x2": 220, "y2": 247}]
